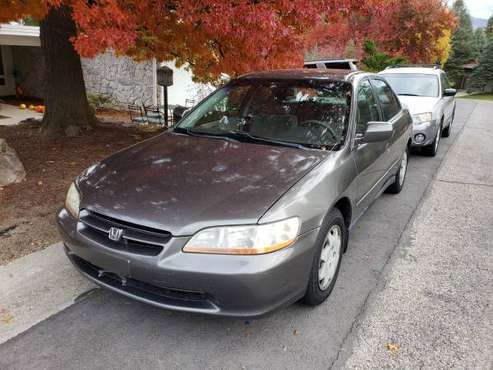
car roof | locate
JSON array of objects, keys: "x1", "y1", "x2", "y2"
[
  {"x1": 238, "y1": 69, "x2": 361, "y2": 81},
  {"x1": 379, "y1": 67, "x2": 442, "y2": 75}
]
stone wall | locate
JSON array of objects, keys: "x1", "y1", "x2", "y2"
[
  {"x1": 11, "y1": 46, "x2": 45, "y2": 99},
  {"x1": 81, "y1": 52, "x2": 154, "y2": 107}
]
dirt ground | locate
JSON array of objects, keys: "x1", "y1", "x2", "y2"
[{"x1": 0, "y1": 118, "x2": 163, "y2": 265}]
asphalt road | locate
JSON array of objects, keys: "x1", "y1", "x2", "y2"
[{"x1": 0, "y1": 101, "x2": 477, "y2": 370}]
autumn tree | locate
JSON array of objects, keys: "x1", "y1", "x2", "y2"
[
  {"x1": 0, "y1": 0, "x2": 325, "y2": 135},
  {"x1": 304, "y1": 0, "x2": 456, "y2": 64},
  {"x1": 445, "y1": 0, "x2": 474, "y2": 87}
]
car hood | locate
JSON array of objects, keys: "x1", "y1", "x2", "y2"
[
  {"x1": 397, "y1": 96, "x2": 440, "y2": 116},
  {"x1": 77, "y1": 132, "x2": 327, "y2": 235}
]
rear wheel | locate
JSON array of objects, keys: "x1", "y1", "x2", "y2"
[
  {"x1": 303, "y1": 208, "x2": 346, "y2": 306},
  {"x1": 386, "y1": 147, "x2": 409, "y2": 194},
  {"x1": 422, "y1": 124, "x2": 441, "y2": 157}
]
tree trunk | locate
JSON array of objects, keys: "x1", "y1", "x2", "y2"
[{"x1": 40, "y1": 5, "x2": 95, "y2": 136}]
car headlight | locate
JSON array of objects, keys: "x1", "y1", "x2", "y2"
[
  {"x1": 65, "y1": 182, "x2": 80, "y2": 219},
  {"x1": 412, "y1": 112, "x2": 433, "y2": 125},
  {"x1": 183, "y1": 217, "x2": 300, "y2": 255}
]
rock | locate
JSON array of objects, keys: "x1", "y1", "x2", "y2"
[{"x1": 0, "y1": 138, "x2": 26, "y2": 186}]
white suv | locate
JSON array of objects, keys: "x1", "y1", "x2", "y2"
[{"x1": 379, "y1": 66, "x2": 456, "y2": 156}]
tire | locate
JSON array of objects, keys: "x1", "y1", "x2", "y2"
[
  {"x1": 442, "y1": 109, "x2": 455, "y2": 138},
  {"x1": 386, "y1": 147, "x2": 409, "y2": 194},
  {"x1": 422, "y1": 124, "x2": 442, "y2": 157},
  {"x1": 303, "y1": 208, "x2": 347, "y2": 306}
]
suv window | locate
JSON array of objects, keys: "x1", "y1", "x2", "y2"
[
  {"x1": 356, "y1": 80, "x2": 381, "y2": 136},
  {"x1": 371, "y1": 79, "x2": 400, "y2": 120},
  {"x1": 324, "y1": 62, "x2": 351, "y2": 70}
]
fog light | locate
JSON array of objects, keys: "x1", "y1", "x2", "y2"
[{"x1": 414, "y1": 133, "x2": 426, "y2": 144}]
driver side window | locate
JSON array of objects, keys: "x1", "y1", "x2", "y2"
[{"x1": 356, "y1": 80, "x2": 380, "y2": 136}]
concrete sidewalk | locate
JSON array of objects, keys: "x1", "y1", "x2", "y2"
[
  {"x1": 339, "y1": 102, "x2": 493, "y2": 368},
  {"x1": 0, "y1": 243, "x2": 94, "y2": 344}
]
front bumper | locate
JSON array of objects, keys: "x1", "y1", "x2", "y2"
[
  {"x1": 57, "y1": 208, "x2": 319, "y2": 317},
  {"x1": 411, "y1": 120, "x2": 439, "y2": 147}
]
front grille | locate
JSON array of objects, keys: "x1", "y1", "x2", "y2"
[
  {"x1": 78, "y1": 209, "x2": 171, "y2": 256},
  {"x1": 69, "y1": 253, "x2": 217, "y2": 311}
]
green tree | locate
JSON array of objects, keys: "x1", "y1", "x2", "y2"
[
  {"x1": 360, "y1": 40, "x2": 406, "y2": 72},
  {"x1": 467, "y1": 41, "x2": 493, "y2": 93},
  {"x1": 486, "y1": 16, "x2": 493, "y2": 41},
  {"x1": 445, "y1": 0, "x2": 474, "y2": 87},
  {"x1": 472, "y1": 28, "x2": 487, "y2": 58}
]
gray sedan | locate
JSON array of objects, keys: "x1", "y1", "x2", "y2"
[{"x1": 57, "y1": 69, "x2": 412, "y2": 317}]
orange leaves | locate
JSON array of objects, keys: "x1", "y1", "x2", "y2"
[{"x1": 305, "y1": 0, "x2": 456, "y2": 64}]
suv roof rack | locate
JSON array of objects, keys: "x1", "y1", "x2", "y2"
[{"x1": 386, "y1": 64, "x2": 441, "y2": 70}]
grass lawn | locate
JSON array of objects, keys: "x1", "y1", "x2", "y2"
[{"x1": 458, "y1": 93, "x2": 493, "y2": 101}]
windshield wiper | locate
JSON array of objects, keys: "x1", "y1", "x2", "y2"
[
  {"x1": 223, "y1": 131, "x2": 319, "y2": 150},
  {"x1": 399, "y1": 93, "x2": 420, "y2": 96},
  {"x1": 173, "y1": 127, "x2": 239, "y2": 143}
]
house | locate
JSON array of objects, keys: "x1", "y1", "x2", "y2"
[{"x1": 0, "y1": 22, "x2": 211, "y2": 108}]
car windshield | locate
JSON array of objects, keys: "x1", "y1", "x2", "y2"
[
  {"x1": 382, "y1": 73, "x2": 439, "y2": 98},
  {"x1": 175, "y1": 79, "x2": 352, "y2": 149}
]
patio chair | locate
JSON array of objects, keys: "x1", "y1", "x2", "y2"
[
  {"x1": 142, "y1": 105, "x2": 164, "y2": 126},
  {"x1": 128, "y1": 104, "x2": 146, "y2": 124}
]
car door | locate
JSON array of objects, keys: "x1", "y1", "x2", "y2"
[
  {"x1": 352, "y1": 78, "x2": 387, "y2": 211},
  {"x1": 370, "y1": 78, "x2": 407, "y2": 171},
  {"x1": 440, "y1": 72, "x2": 454, "y2": 123}
]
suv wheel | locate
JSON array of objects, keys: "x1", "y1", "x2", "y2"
[
  {"x1": 423, "y1": 124, "x2": 441, "y2": 157},
  {"x1": 386, "y1": 147, "x2": 409, "y2": 194},
  {"x1": 442, "y1": 109, "x2": 455, "y2": 138},
  {"x1": 303, "y1": 208, "x2": 346, "y2": 306}
]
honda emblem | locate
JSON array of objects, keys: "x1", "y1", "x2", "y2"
[{"x1": 108, "y1": 227, "x2": 123, "y2": 242}]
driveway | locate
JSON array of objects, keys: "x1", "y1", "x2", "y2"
[{"x1": 0, "y1": 100, "x2": 486, "y2": 369}]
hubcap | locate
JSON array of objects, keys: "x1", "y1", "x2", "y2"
[
  {"x1": 399, "y1": 151, "x2": 408, "y2": 186},
  {"x1": 318, "y1": 225, "x2": 341, "y2": 290}
]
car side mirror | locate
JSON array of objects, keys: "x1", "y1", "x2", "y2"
[
  {"x1": 444, "y1": 88, "x2": 457, "y2": 97},
  {"x1": 358, "y1": 121, "x2": 393, "y2": 144}
]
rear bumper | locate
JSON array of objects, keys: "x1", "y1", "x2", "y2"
[{"x1": 57, "y1": 208, "x2": 319, "y2": 317}]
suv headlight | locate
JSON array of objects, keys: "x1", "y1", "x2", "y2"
[
  {"x1": 412, "y1": 112, "x2": 433, "y2": 125},
  {"x1": 183, "y1": 217, "x2": 300, "y2": 255},
  {"x1": 65, "y1": 182, "x2": 80, "y2": 219}
]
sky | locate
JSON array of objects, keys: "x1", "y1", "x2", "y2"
[{"x1": 463, "y1": 0, "x2": 493, "y2": 19}]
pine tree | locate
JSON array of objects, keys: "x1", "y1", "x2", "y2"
[
  {"x1": 445, "y1": 0, "x2": 474, "y2": 87},
  {"x1": 472, "y1": 28, "x2": 487, "y2": 59},
  {"x1": 467, "y1": 41, "x2": 493, "y2": 93},
  {"x1": 486, "y1": 16, "x2": 493, "y2": 41}
]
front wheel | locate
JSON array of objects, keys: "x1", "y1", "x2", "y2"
[
  {"x1": 386, "y1": 147, "x2": 409, "y2": 194},
  {"x1": 303, "y1": 208, "x2": 347, "y2": 306},
  {"x1": 422, "y1": 125, "x2": 441, "y2": 157},
  {"x1": 442, "y1": 109, "x2": 455, "y2": 138}
]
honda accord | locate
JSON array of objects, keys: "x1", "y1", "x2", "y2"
[{"x1": 57, "y1": 69, "x2": 412, "y2": 317}]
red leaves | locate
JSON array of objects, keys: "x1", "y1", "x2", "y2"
[{"x1": 1, "y1": 0, "x2": 457, "y2": 82}]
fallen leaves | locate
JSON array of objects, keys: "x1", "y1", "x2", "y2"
[{"x1": 386, "y1": 342, "x2": 400, "y2": 356}]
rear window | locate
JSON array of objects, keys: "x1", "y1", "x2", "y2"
[{"x1": 324, "y1": 62, "x2": 351, "y2": 70}]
